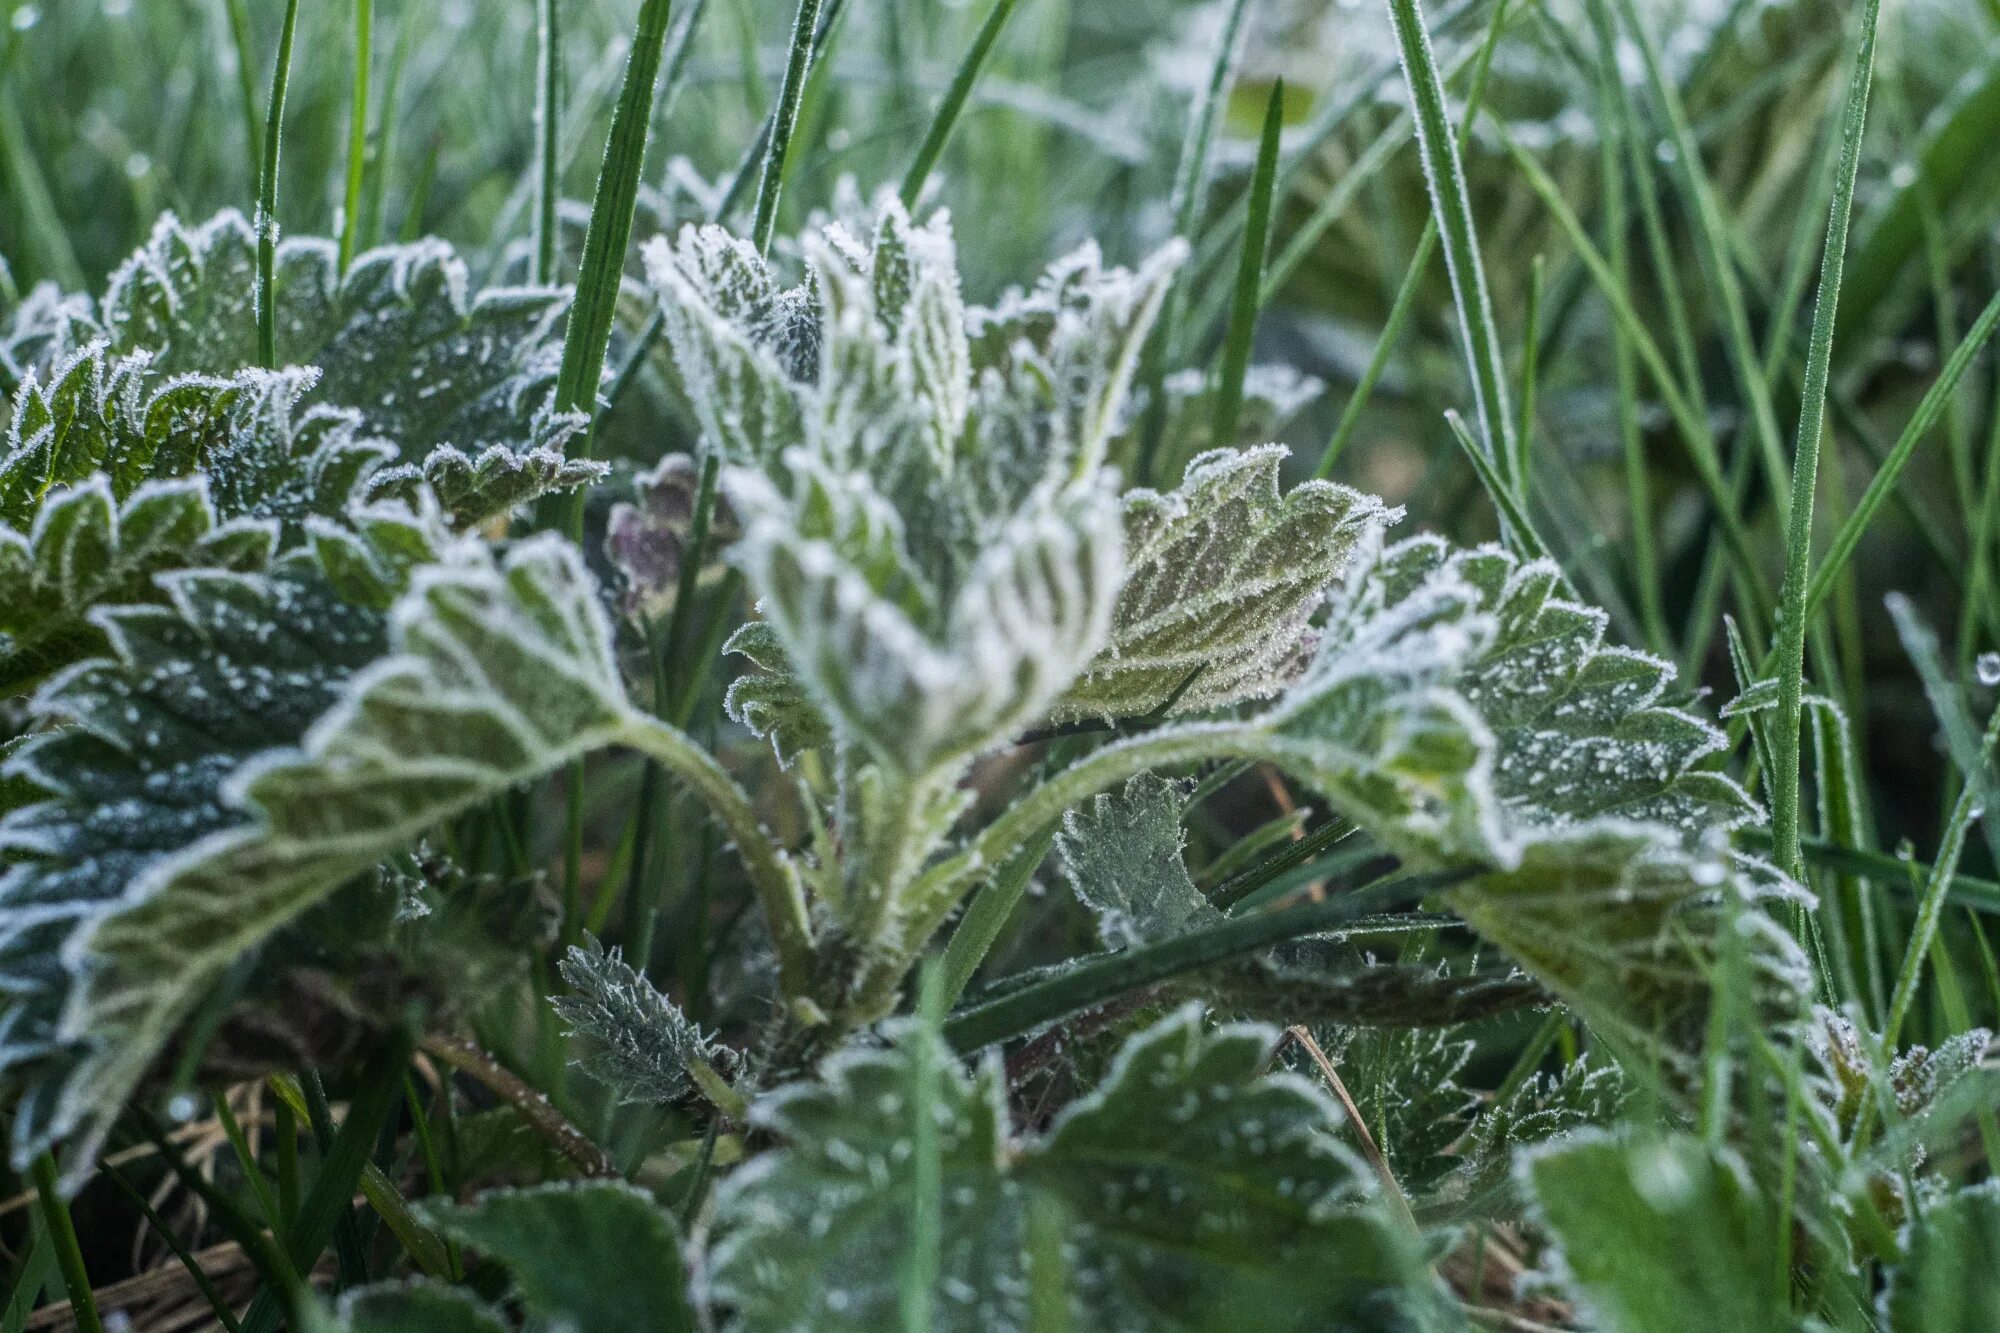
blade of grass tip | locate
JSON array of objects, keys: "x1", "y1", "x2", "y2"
[
  {"x1": 1609, "y1": 0, "x2": 1790, "y2": 510},
  {"x1": 253, "y1": 0, "x2": 302, "y2": 371},
  {"x1": 1802, "y1": 286, "x2": 2000, "y2": 625},
  {"x1": 1134, "y1": 0, "x2": 1254, "y2": 486},
  {"x1": 1769, "y1": 0, "x2": 1884, "y2": 883},
  {"x1": 221, "y1": 0, "x2": 262, "y2": 190},
  {"x1": 1445, "y1": 410, "x2": 1549, "y2": 561},
  {"x1": 901, "y1": 963, "x2": 946, "y2": 1333},
  {"x1": 29, "y1": 1153, "x2": 103, "y2": 1333},
  {"x1": 338, "y1": 0, "x2": 373, "y2": 272},
  {"x1": 1386, "y1": 0, "x2": 1517, "y2": 493},
  {"x1": 535, "y1": 0, "x2": 563, "y2": 284},
  {"x1": 899, "y1": 0, "x2": 1025, "y2": 208},
  {"x1": 1211, "y1": 79, "x2": 1286, "y2": 453},
  {"x1": 750, "y1": 0, "x2": 826, "y2": 255}
]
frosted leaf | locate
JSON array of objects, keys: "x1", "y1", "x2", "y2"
[
  {"x1": 73, "y1": 211, "x2": 567, "y2": 458},
  {"x1": 1056, "y1": 773, "x2": 1216, "y2": 950},
  {"x1": 1882, "y1": 1182, "x2": 2000, "y2": 1331},
  {"x1": 0, "y1": 281, "x2": 99, "y2": 391},
  {"x1": 0, "y1": 476, "x2": 269, "y2": 696},
  {"x1": 1807, "y1": 1007, "x2": 1994, "y2": 1161},
  {"x1": 706, "y1": 1005, "x2": 1438, "y2": 1332},
  {"x1": 0, "y1": 517, "x2": 632, "y2": 1182},
  {"x1": 1056, "y1": 774, "x2": 1544, "y2": 1028},
  {"x1": 603, "y1": 452, "x2": 739, "y2": 622},
  {"x1": 552, "y1": 932, "x2": 723, "y2": 1106},
  {"x1": 1422, "y1": 1052, "x2": 1626, "y2": 1221},
  {"x1": 729, "y1": 457, "x2": 1122, "y2": 774},
  {"x1": 418, "y1": 1182, "x2": 696, "y2": 1333},
  {"x1": 1059, "y1": 445, "x2": 1397, "y2": 720},
  {"x1": 314, "y1": 1282, "x2": 509, "y2": 1333},
  {"x1": 1521, "y1": 1131, "x2": 1785, "y2": 1330},
  {"x1": 0, "y1": 347, "x2": 410, "y2": 691},
  {"x1": 721, "y1": 621, "x2": 834, "y2": 765}
]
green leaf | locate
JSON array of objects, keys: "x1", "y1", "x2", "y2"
[
  {"x1": 0, "y1": 515, "x2": 631, "y2": 1181},
  {"x1": 1883, "y1": 1182, "x2": 2000, "y2": 1332},
  {"x1": 1055, "y1": 772, "x2": 1214, "y2": 950},
  {"x1": 1521, "y1": 1131, "x2": 1789, "y2": 1332},
  {"x1": 85, "y1": 211, "x2": 567, "y2": 458},
  {"x1": 709, "y1": 1005, "x2": 1442, "y2": 1332},
  {"x1": 1058, "y1": 446, "x2": 1395, "y2": 721},
  {"x1": 721, "y1": 621, "x2": 834, "y2": 765},
  {"x1": 368, "y1": 424, "x2": 604, "y2": 530},
  {"x1": 421, "y1": 1181, "x2": 696, "y2": 1333},
  {"x1": 0, "y1": 349, "x2": 411, "y2": 693},
  {"x1": 314, "y1": 1282, "x2": 507, "y2": 1333},
  {"x1": 552, "y1": 932, "x2": 723, "y2": 1106}
]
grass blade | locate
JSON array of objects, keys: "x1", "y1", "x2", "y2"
[
  {"x1": 1211, "y1": 79, "x2": 1285, "y2": 453},
  {"x1": 29, "y1": 1153, "x2": 102, "y2": 1333},
  {"x1": 221, "y1": 0, "x2": 262, "y2": 190},
  {"x1": 253, "y1": 0, "x2": 302, "y2": 370},
  {"x1": 338, "y1": 0, "x2": 373, "y2": 272},
  {"x1": 535, "y1": 0, "x2": 563, "y2": 284},
  {"x1": 1445, "y1": 410, "x2": 1550, "y2": 561},
  {"x1": 750, "y1": 0, "x2": 826, "y2": 255},
  {"x1": 1767, "y1": 0, "x2": 1884, "y2": 882},
  {"x1": 1385, "y1": 0, "x2": 1516, "y2": 490},
  {"x1": 899, "y1": 0, "x2": 1026, "y2": 208},
  {"x1": 942, "y1": 874, "x2": 1456, "y2": 1052}
]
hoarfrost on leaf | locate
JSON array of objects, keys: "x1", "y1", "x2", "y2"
[{"x1": 552, "y1": 931, "x2": 723, "y2": 1106}]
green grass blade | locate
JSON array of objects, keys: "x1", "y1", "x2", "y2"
[
  {"x1": 899, "y1": 0, "x2": 1025, "y2": 208},
  {"x1": 942, "y1": 874, "x2": 1457, "y2": 1052},
  {"x1": 29, "y1": 1153, "x2": 102, "y2": 1333},
  {"x1": 1767, "y1": 0, "x2": 1882, "y2": 883},
  {"x1": 750, "y1": 0, "x2": 825, "y2": 255},
  {"x1": 1211, "y1": 79, "x2": 1285, "y2": 453},
  {"x1": 1515, "y1": 252, "x2": 1544, "y2": 498},
  {"x1": 1609, "y1": 0, "x2": 1790, "y2": 508},
  {"x1": 254, "y1": 0, "x2": 302, "y2": 370},
  {"x1": 1445, "y1": 410, "x2": 1550, "y2": 561},
  {"x1": 221, "y1": 0, "x2": 262, "y2": 190},
  {"x1": 535, "y1": 0, "x2": 563, "y2": 284},
  {"x1": 552, "y1": 0, "x2": 676, "y2": 425},
  {"x1": 1132, "y1": 0, "x2": 1253, "y2": 485},
  {"x1": 1803, "y1": 286, "x2": 2000, "y2": 622},
  {"x1": 338, "y1": 0, "x2": 373, "y2": 272},
  {"x1": 939, "y1": 827, "x2": 1055, "y2": 1006},
  {"x1": 1385, "y1": 0, "x2": 1516, "y2": 490},
  {"x1": 102, "y1": 1163, "x2": 245, "y2": 1333}
]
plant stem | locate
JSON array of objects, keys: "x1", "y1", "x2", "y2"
[{"x1": 254, "y1": 0, "x2": 302, "y2": 370}]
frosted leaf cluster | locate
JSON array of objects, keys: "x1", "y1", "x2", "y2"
[
  {"x1": 649, "y1": 202, "x2": 1176, "y2": 773},
  {"x1": 706, "y1": 1006, "x2": 1438, "y2": 1333},
  {"x1": 0, "y1": 513, "x2": 633, "y2": 1182}
]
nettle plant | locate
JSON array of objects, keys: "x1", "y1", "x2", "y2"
[{"x1": 1, "y1": 197, "x2": 1820, "y2": 1327}]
